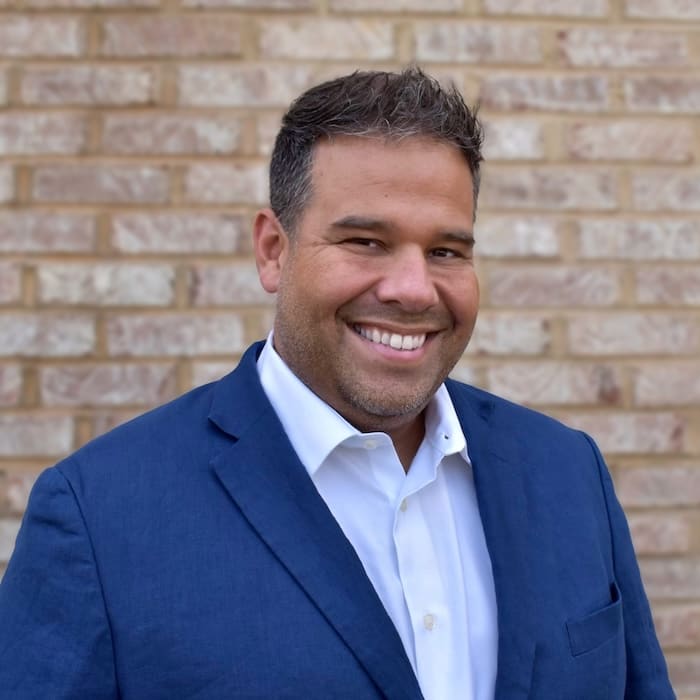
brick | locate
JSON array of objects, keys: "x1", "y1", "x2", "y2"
[
  {"x1": 38, "y1": 263, "x2": 175, "y2": 306},
  {"x1": 634, "y1": 364, "x2": 700, "y2": 406},
  {"x1": 466, "y1": 314, "x2": 551, "y2": 355},
  {"x1": 577, "y1": 219, "x2": 700, "y2": 260},
  {"x1": 625, "y1": 77, "x2": 700, "y2": 114},
  {"x1": 0, "y1": 166, "x2": 13, "y2": 203},
  {"x1": 191, "y1": 361, "x2": 236, "y2": 387},
  {"x1": 617, "y1": 466, "x2": 700, "y2": 507},
  {"x1": 640, "y1": 559, "x2": 700, "y2": 599},
  {"x1": 184, "y1": 163, "x2": 267, "y2": 205},
  {"x1": 637, "y1": 268, "x2": 700, "y2": 306},
  {"x1": 0, "y1": 113, "x2": 87, "y2": 155},
  {"x1": 667, "y1": 654, "x2": 700, "y2": 696},
  {"x1": 0, "y1": 212, "x2": 96, "y2": 253},
  {"x1": 0, "y1": 17, "x2": 84, "y2": 57},
  {"x1": 260, "y1": 20, "x2": 393, "y2": 60},
  {"x1": 22, "y1": 66, "x2": 157, "y2": 106},
  {"x1": 447, "y1": 362, "x2": 478, "y2": 385},
  {"x1": 40, "y1": 363, "x2": 177, "y2": 406},
  {"x1": 189, "y1": 262, "x2": 271, "y2": 307},
  {"x1": 626, "y1": 0, "x2": 700, "y2": 20},
  {"x1": 91, "y1": 409, "x2": 142, "y2": 438},
  {"x1": 566, "y1": 121, "x2": 692, "y2": 162},
  {"x1": 489, "y1": 266, "x2": 619, "y2": 307},
  {"x1": 112, "y1": 213, "x2": 249, "y2": 254},
  {"x1": 27, "y1": 0, "x2": 157, "y2": 6},
  {"x1": 0, "y1": 263, "x2": 21, "y2": 304},
  {"x1": 103, "y1": 114, "x2": 241, "y2": 155},
  {"x1": 480, "y1": 168, "x2": 617, "y2": 211},
  {"x1": 568, "y1": 314, "x2": 700, "y2": 356},
  {"x1": 628, "y1": 514, "x2": 692, "y2": 555},
  {"x1": 484, "y1": 0, "x2": 608, "y2": 16},
  {"x1": 0, "y1": 314, "x2": 94, "y2": 357},
  {"x1": 414, "y1": 24, "x2": 540, "y2": 64},
  {"x1": 107, "y1": 313, "x2": 246, "y2": 356},
  {"x1": 33, "y1": 165, "x2": 169, "y2": 204},
  {"x1": 178, "y1": 64, "x2": 318, "y2": 107},
  {"x1": 184, "y1": 0, "x2": 311, "y2": 7},
  {"x1": 564, "y1": 412, "x2": 684, "y2": 454},
  {"x1": 633, "y1": 172, "x2": 700, "y2": 212},
  {"x1": 477, "y1": 217, "x2": 560, "y2": 257},
  {"x1": 0, "y1": 519, "x2": 20, "y2": 563},
  {"x1": 256, "y1": 112, "x2": 282, "y2": 157},
  {"x1": 0, "y1": 415, "x2": 73, "y2": 457},
  {"x1": 654, "y1": 606, "x2": 700, "y2": 649},
  {"x1": 557, "y1": 29, "x2": 686, "y2": 68},
  {"x1": 0, "y1": 365, "x2": 22, "y2": 407},
  {"x1": 480, "y1": 75, "x2": 608, "y2": 112},
  {"x1": 483, "y1": 120, "x2": 544, "y2": 161},
  {"x1": 0, "y1": 472, "x2": 38, "y2": 516},
  {"x1": 487, "y1": 362, "x2": 621, "y2": 406},
  {"x1": 102, "y1": 16, "x2": 242, "y2": 58},
  {"x1": 331, "y1": 0, "x2": 460, "y2": 9}
]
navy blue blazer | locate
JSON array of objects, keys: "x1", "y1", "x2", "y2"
[{"x1": 0, "y1": 342, "x2": 674, "y2": 699}]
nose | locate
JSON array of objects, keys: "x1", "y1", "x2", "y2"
[{"x1": 374, "y1": 247, "x2": 439, "y2": 312}]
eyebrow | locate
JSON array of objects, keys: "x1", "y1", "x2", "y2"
[
  {"x1": 330, "y1": 215, "x2": 391, "y2": 234},
  {"x1": 330, "y1": 215, "x2": 475, "y2": 246}
]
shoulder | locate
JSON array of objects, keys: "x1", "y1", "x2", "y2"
[
  {"x1": 445, "y1": 377, "x2": 602, "y2": 487},
  {"x1": 55, "y1": 377, "x2": 227, "y2": 491}
]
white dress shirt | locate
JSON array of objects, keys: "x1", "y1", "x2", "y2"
[{"x1": 258, "y1": 337, "x2": 498, "y2": 700}]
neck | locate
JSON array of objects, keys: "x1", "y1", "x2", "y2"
[
  {"x1": 347, "y1": 407, "x2": 427, "y2": 473},
  {"x1": 387, "y1": 414, "x2": 426, "y2": 473}
]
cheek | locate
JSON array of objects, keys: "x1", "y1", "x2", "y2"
[{"x1": 444, "y1": 276, "x2": 479, "y2": 323}]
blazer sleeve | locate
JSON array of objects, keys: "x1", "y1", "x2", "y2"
[
  {"x1": 583, "y1": 433, "x2": 676, "y2": 700},
  {"x1": 0, "y1": 466, "x2": 118, "y2": 699}
]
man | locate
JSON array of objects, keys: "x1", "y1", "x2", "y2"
[{"x1": 0, "y1": 68, "x2": 674, "y2": 699}]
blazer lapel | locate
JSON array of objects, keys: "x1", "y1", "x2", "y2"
[
  {"x1": 208, "y1": 344, "x2": 423, "y2": 700},
  {"x1": 448, "y1": 381, "x2": 537, "y2": 700}
]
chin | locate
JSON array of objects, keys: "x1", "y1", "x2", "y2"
[{"x1": 344, "y1": 388, "x2": 432, "y2": 423}]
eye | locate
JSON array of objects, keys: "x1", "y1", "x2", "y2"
[
  {"x1": 344, "y1": 237, "x2": 384, "y2": 250},
  {"x1": 430, "y1": 247, "x2": 461, "y2": 259}
]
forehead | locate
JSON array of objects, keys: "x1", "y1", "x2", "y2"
[{"x1": 305, "y1": 135, "x2": 474, "y2": 220}]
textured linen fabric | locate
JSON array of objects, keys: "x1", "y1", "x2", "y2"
[{"x1": 0, "y1": 341, "x2": 675, "y2": 699}]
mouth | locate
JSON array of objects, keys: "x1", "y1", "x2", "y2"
[{"x1": 352, "y1": 324, "x2": 428, "y2": 351}]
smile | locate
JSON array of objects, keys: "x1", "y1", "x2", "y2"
[{"x1": 353, "y1": 324, "x2": 427, "y2": 351}]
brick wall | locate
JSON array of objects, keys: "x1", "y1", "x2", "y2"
[{"x1": 0, "y1": 0, "x2": 698, "y2": 694}]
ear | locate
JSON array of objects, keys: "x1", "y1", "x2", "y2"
[{"x1": 253, "y1": 208, "x2": 290, "y2": 294}]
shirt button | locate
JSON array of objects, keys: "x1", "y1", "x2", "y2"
[
  {"x1": 399, "y1": 499, "x2": 408, "y2": 512},
  {"x1": 364, "y1": 439, "x2": 378, "y2": 450},
  {"x1": 423, "y1": 614, "x2": 436, "y2": 631}
]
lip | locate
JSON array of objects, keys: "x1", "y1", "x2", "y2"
[{"x1": 351, "y1": 320, "x2": 441, "y2": 335}]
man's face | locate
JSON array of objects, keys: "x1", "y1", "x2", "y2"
[{"x1": 255, "y1": 135, "x2": 479, "y2": 433}]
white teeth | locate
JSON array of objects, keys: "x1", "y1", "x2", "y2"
[{"x1": 354, "y1": 325, "x2": 427, "y2": 351}]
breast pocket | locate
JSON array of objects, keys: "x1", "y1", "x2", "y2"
[{"x1": 566, "y1": 582, "x2": 623, "y2": 657}]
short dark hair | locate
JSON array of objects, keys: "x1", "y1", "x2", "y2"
[{"x1": 269, "y1": 67, "x2": 483, "y2": 234}]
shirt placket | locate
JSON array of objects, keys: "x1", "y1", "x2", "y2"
[{"x1": 393, "y1": 477, "x2": 454, "y2": 698}]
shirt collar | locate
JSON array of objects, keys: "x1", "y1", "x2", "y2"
[{"x1": 257, "y1": 334, "x2": 471, "y2": 477}]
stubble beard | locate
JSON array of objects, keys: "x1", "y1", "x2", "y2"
[{"x1": 274, "y1": 314, "x2": 454, "y2": 434}]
